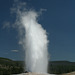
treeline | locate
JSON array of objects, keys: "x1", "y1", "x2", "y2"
[
  {"x1": 48, "y1": 61, "x2": 75, "y2": 74},
  {"x1": 0, "y1": 57, "x2": 24, "y2": 75},
  {"x1": 0, "y1": 66, "x2": 23, "y2": 75},
  {"x1": 0, "y1": 57, "x2": 75, "y2": 75}
]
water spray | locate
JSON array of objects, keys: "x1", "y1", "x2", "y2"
[{"x1": 12, "y1": 1, "x2": 49, "y2": 73}]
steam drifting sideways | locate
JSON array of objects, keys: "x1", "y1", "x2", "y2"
[{"x1": 12, "y1": 2, "x2": 49, "y2": 73}]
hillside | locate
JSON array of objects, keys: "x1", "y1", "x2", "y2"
[
  {"x1": 0, "y1": 57, "x2": 15, "y2": 66},
  {"x1": 0, "y1": 57, "x2": 24, "y2": 75},
  {"x1": 48, "y1": 61, "x2": 75, "y2": 74},
  {"x1": 0, "y1": 57, "x2": 75, "y2": 75}
]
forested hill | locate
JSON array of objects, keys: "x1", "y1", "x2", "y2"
[
  {"x1": 0, "y1": 57, "x2": 75, "y2": 66},
  {"x1": 50, "y1": 61, "x2": 75, "y2": 65},
  {"x1": 0, "y1": 57, "x2": 75, "y2": 75},
  {"x1": 0, "y1": 57, "x2": 24, "y2": 75},
  {"x1": 48, "y1": 61, "x2": 75, "y2": 74},
  {"x1": 0, "y1": 57, "x2": 23, "y2": 66},
  {"x1": 0, "y1": 57, "x2": 14, "y2": 66}
]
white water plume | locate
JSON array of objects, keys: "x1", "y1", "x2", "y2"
[{"x1": 13, "y1": 2, "x2": 49, "y2": 73}]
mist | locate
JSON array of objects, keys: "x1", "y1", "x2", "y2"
[{"x1": 11, "y1": 1, "x2": 49, "y2": 73}]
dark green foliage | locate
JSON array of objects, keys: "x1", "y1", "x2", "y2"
[
  {"x1": 0, "y1": 57, "x2": 75, "y2": 75},
  {"x1": 0, "y1": 57, "x2": 24, "y2": 75},
  {"x1": 48, "y1": 61, "x2": 75, "y2": 74}
]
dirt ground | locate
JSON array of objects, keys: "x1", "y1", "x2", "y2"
[
  {"x1": 13, "y1": 72, "x2": 75, "y2": 75},
  {"x1": 60, "y1": 71, "x2": 75, "y2": 75},
  {"x1": 13, "y1": 72, "x2": 55, "y2": 75}
]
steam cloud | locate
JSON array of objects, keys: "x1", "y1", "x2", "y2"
[{"x1": 11, "y1": 1, "x2": 49, "y2": 73}]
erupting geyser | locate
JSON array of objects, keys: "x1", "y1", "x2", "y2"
[
  {"x1": 13, "y1": 2, "x2": 49, "y2": 73},
  {"x1": 21, "y1": 11, "x2": 49, "y2": 73}
]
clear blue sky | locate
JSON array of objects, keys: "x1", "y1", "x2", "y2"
[{"x1": 0, "y1": 0, "x2": 75, "y2": 62}]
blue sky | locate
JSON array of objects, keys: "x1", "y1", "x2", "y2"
[{"x1": 0, "y1": 0, "x2": 75, "y2": 62}]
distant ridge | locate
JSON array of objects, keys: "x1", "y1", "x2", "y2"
[
  {"x1": 50, "y1": 61, "x2": 75, "y2": 66},
  {"x1": 0, "y1": 57, "x2": 75, "y2": 66},
  {"x1": 0, "y1": 57, "x2": 12, "y2": 61}
]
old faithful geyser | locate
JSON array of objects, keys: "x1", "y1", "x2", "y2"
[
  {"x1": 21, "y1": 11, "x2": 49, "y2": 73},
  {"x1": 14, "y1": 2, "x2": 49, "y2": 73}
]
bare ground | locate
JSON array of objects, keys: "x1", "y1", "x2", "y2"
[
  {"x1": 13, "y1": 72, "x2": 75, "y2": 75},
  {"x1": 60, "y1": 71, "x2": 75, "y2": 75}
]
